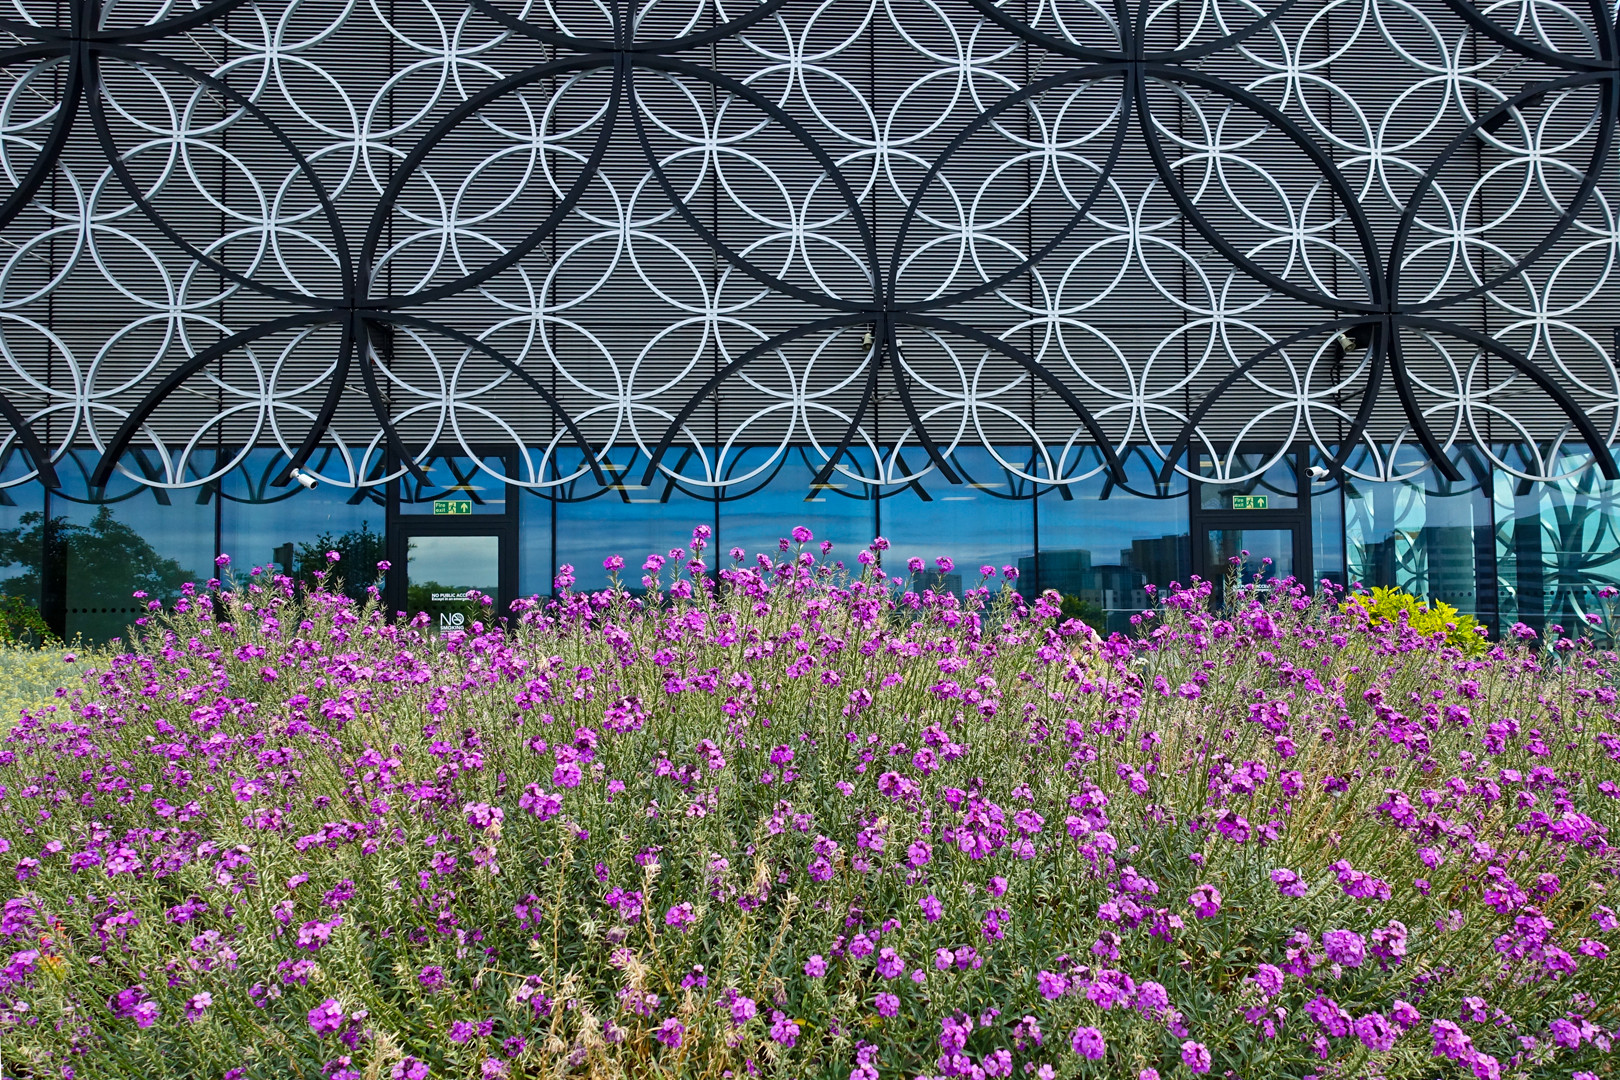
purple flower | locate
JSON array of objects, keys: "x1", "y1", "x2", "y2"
[
  {"x1": 729, "y1": 994, "x2": 757, "y2": 1027},
  {"x1": 664, "y1": 902, "x2": 697, "y2": 931},
  {"x1": 1187, "y1": 884, "x2": 1222, "y2": 919},
  {"x1": 1322, "y1": 928, "x2": 1366, "y2": 968},
  {"x1": 1270, "y1": 868, "x2": 1308, "y2": 897},
  {"x1": 1180, "y1": 1040, "x2": 1212, "y2": 1074},
  {"x1": 1354, "y1": 1012, "x2": 1396, "y2": 1052},
  {"x1": 1037, "y1": 970, "x2": 1070, "y2": 1000},
  {"x1": 791, "y1": 526, "x2": 813, "y2": 544},
  {"x1": 1134, "y1": 981, "x2": 1169, "y2": 1015},
  {"x1": 1549, "y1": 1018, "x2": 1581, "y2": 1048},
  {"x1": 804, "y1": 955, "x2": 827, "y2": 978},
  {"x1": 1070, "y1": 1026, "x2": 1106, "y2": 1060},
  {"x1": 769, "y1": 1010, "x2": 798, "y2": 1047},
  {"x1": 1430, "y1": 1019, "x2": 1474, "y2": 1062},
  {"x1": 185, "y1": 992, "x2": 212, "y2": 1022},
  {"x1": 919, "y1": 894, "x2": 943, "y2": 921},
  {"x1": 655, "y1": 1018, "x2": 684, "y2": 1048},
  {"x1": 391, "y1": 1059, "x2": 429, "y2": 1080},
  {"x1": 132, "y1": 1000, "x2": 160, "y2": 1029},
  {"x1": 873, "y1": 992, "x2": 900, "y2": 1018},
  {"x1": 1251, "y1": 964, "x2": 1284, "y2": 998},
  {"x1": 309, "y1": 999, "x2": 346, "y2": 1036},
  {"x1": 419, "y1": 965, "x2": 446, "y2": 991},
  {"x1": 296, "y1": 915, "x2": 343, "y2": 952}
]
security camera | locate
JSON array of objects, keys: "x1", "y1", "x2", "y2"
[
  {"x1": 1307, "y1": 465, "x2": 1331, "y2": 483},
  {"x1": 1335, "y1": 325, "x2": 1373, "y2": 355},
  {"x1": 289, "y1": 467, "x2": 318, "y2": 490}
]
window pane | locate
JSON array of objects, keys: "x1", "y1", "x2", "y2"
[
  {"x1": 719, "y1": 446, "x2": 876, "y2": 568},
  {"x1": 1343, "y1": 446, "x2": 1494, "y2": 624},
  {"x1": 397, "y1": 454, "x2": 510, "y2": 516},
  {"x1": 0, "y1": 448, "x2": 46, "y2": 620},
  {"x1": 879, "y1": 446, "x2": 1035, "y2": 597},
  {"x1": 1207, "y1": 528, "x2": 1293, "y2": 582},
  {"x1": 551, "y1": 446, "x2": 715, "y2": 593},
  {"x1": 1197, "y1": 451, "x2": 1299, "y2": 510},
  {"x1": 53, "y1": 450, "x2": 216, "y2": 645},
  {"x1": 518, "y1": 489, "x2": 552, "y2": 600},
  {"x1": 217, "y1": 448, "x2": 386, "y2": 603},
  {"x1": 1035, "y1": 447, "x2": 1190, "y2": 634},
  {"x1": 1492, "y1": 443, "x2": 1620, "y2": 637},
  {"x1": 406, "y1": 534, "x2": 501, "y2": 633},
  {"x1": 1309, "y1": 449, "x2": 1345, "y2": 588}
]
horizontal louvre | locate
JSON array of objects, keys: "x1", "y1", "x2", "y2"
[{"x1": 0, "y1": 0, "x2": 1611, "y2": 489}]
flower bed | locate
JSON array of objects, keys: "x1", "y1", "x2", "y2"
[{"x1": 0, "y1": 528, "x2": 1617, "y2": 1080}]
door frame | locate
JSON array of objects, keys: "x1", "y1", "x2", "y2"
[
  {"x1": 384, "y1": 446, "x2": 519, "y2": 620},
  {"x1": 1189, "y1": 445, "x2": 1313, "y2": 587}
]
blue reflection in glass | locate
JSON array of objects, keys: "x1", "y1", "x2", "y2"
[
  {"x1": 1492, "y1": 443, "x2": 1620, "y2": 637},
  {"x1": 1343, "y1": 445, "x2": 1494, "y2": 624},
  {"x1": 719, "y1": 446, "x2": 876, "y2": 568},
  {"x1": 878, "y1": 446, "x2": 1035, "y2": 597},
  {"x1": 49, "y1": 449, "x2": 217, "y2": 643},
  {"x1": 1309, "y1": 448, "x2": 1345, "y2": 588},
  {"x1": 1035, "y1": 447, "x2": 1189, "y2": 633},
  {"x1": 217, "y1": 448, "x2": 386, "y2": 600},
  {"x1": 550, "y1": 446, "x2": 715, "y2": 594},
  {"x1": 0, "y1": 447, "x2": 45, "y2": 608},
  {"x1": 398, "y1": 454, "x2": 510, "y2": 515},
  {"x1": 1197, "y1": 451, "x2": 1299, "y2": 509}
]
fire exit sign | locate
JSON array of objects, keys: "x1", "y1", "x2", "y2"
[
  {"x1": 433, "y1": 498, "x2": 472, "y2": 515},
  {"x1": 1232, "y1": 495, "x2": 1268, "y2": 510}
]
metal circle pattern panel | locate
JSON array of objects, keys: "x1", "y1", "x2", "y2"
[{"x1": 0, "y1": 0, "x2": 1612, "y2": 492}]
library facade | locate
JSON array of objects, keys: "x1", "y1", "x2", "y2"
[{"x1": 0, "y1": 0, "x2": 1617, "y2": 641}]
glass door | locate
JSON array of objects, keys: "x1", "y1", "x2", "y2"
[
  {"x1": 1191, "y1": 448, "x2": 1312, "y2": 602},
  {"x1": 404, "y1": 533, "x2": 503, "y2": 634},
  {"x1": 1204, "y1": 526, "x2": 1296, "y2": 585},
  {"x1": 387, "y1": 448, "x2": 517, "y2": 631}
]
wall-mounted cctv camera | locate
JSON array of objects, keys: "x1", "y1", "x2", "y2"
[
  {"x1": 1307, "y1": 465, "x2": 1331, "y2": 483},
  {"x1": 289, "y1": 467, "x2": 318, "y2": 490},
  {"x1": 1335, "y1": 325, "x2": 1373, "y2": 355}
]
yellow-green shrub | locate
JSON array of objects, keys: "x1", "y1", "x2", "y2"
[{"x1": 1342, "y1": 585, "x2": 1487, "y2": 653}]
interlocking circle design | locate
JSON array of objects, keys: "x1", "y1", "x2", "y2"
[{"x1": 0, "y1": 0, "x2": 1614, "y2": 494}]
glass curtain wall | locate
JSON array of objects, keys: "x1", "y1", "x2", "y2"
[
  {"x1": 549, "y1": 446, "x2": 717, "y2": 594},
  {"x1": 1035, "y1": 447, "x2": 1190, "y2": 634},
  {"x1": 879, "y1": 446, "x2": 1036, "y2": 597},
  {"x1": 217, "y1": 448, "x2": 387, "y2": 605},
  {"x1": 719, "y1": 445, "x2": 877, "y2": 572},
  {"x1": 1493, "y1": 443, "x2": 1620, "y2": 637},
  {"x1": 1343, "y1": 445, "x2": 1497, "y2": 628},
  {"x1": 49, "y1": 449, "x2": 216, "y2": 644}
]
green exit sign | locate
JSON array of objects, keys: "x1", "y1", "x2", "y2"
[
  {"x1": 433, "y1": 498, "x2": 472, "y2": 515},
  {"x1": 1232, "y1": 495, "x2": 1268, "y2": 510}
]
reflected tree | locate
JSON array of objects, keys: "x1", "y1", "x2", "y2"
[
  {"x1": 294, "y1": 522, "x2": 386, "y2": 603},
  {"x1": 0, "y1": 507, "x2": 193, "y2": 602}
]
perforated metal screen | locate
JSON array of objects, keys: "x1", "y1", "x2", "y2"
[{"x1": 0, "y1": 0, "x2": 1617, "y2": 495}]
